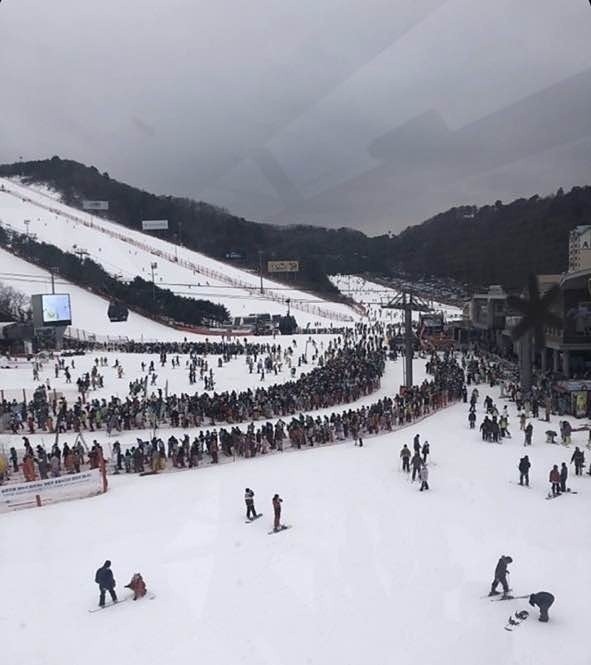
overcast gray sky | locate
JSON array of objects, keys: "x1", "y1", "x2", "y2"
[{"x1": 2, "y1": 0, "x2": 591, "y2": 234}]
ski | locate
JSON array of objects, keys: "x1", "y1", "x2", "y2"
[
  {"x1": 245, "y1": 514, "x2": 263, "y2": 523},
  {"x1": 88, "y1": 593, "x2": 155, "y2": 612},
  {"x1": 490, "y1": 594, "x2": 529, "y2": 602},
  {"x1": 267, "y1": 525, "x2": 291, "y2": 535},
  {"x1": 508, "y1": 481, "x2": 532, "y2": 489}
]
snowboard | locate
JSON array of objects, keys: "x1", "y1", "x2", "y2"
[
  {"x1": 245, "y1": 513, "x2": 263, "y2": 524},
  {"x1": 267, "y1": 525, "x2": 291, "y2": 535},
  {"x1": 88, "y1": 593, "x2": 155, "y2": 612},
  {"x1": 546, "y1": 489, "x2": 578, "y2": 500},
  {"x1": 504, "y1": 610, "x2": 529, "y2": 631}
]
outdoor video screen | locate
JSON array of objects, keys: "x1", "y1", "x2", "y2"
[{"x1": 41, "y1": 294, "x2": 72, "y2": 326}]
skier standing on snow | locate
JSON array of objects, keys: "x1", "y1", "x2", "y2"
[
  {"x1": 95, "y1": 560, "x2": 117, "y2": 607},
  {"x1": 413, "y1": 434, "x2": 421, "y2": 455},
  {"x1": 468, "y1": 410, "x2": 476, "y2": 429},
  {"x1": 272, "y1": 494, "x2": 283, "y2": 532},
  {"x1": 419, "y1": 463, "x2": 429, "y2": 491},
  {"x1": 421, "y1": 441, "x2": 430, "y2": 464},
  {"x1": 518, "y1": 455, "x2": 530, "y2": 486},
  {"x1": 245, "y1": 488, "x2": 259, "y2": 520},
  {"x1": 411, "y1": 451, "x2": 422, "y2": 481},
  {"x1": 489, "y1": 555, "x2": 513, "y2": 597},
  {"x1": 559, "y1": 462, "x2": 568, "y2": 493},
  {"x1": 529, "y1": 591, "x2": 555, "y2": 622},
  {"x1": 571, "y1": 447, "x2": 585, "y2": 476},
  {"x1": 549, "y1": 465, "x2": 561, "y2": 496},
  {"x1": 400, "y1": 444, "x2": 411, "y2": 472}
]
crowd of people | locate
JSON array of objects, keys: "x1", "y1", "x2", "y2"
[{"x1": 2, "y1": 337, "x2": 470, "y2": 483}]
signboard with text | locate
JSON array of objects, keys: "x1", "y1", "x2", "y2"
[
  {"x1": 142, "y1": 220, "x2": 169, "y2": 231},
  {"x1": 267, "y1": 260, "x2": 299, "y2": 273},
  {"x1": 82, "y1": 200, "x2": 109, "y2": 211}
]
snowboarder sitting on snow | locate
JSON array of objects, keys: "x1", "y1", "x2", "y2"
[
  {"x1": 489, "y1": 555, "x2": 513, "y2": 597},
  {"x1": 124, "y1": 573, "x2": 147, "y2": 600},
  {"x1": 245, "y1": 487, "x2": 259, "y2": 520},
  {"x1": 529, "y1": 591, "x2": 555, "y2": 622},
  {"x1": 95, "y1": 560, "x2": 117, "y2": 607}
]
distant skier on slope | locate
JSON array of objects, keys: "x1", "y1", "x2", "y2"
[
  {"x1": 419, "y1": 463, "x2": 429, "y2": 491},
  {"x1": 489, "y1": 555, "x2": 513, "y2": 597},
  {"x1": 518, "y1": 455, "x2": 530, "y2": 486},
  {"x1": 529, "y1": 591, "x2": 555, "y2": 622},
  {"x1": 245, "y1": 488, "x2": 259, "y2": 521},
  {"x1": 95, "y1": 560, "x2": 117, "y2": 607}
]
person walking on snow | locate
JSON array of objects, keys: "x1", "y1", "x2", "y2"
[
  {"x1": 272, "y1": 493, "x2": 283, "y2": 532},
  {"x1": 245, "y1": 488, "x2": 259, "y2": 520},
  {"x1": 419, "y1": 463, "x2": 429, "y2": 491},
  {"x1": 411, "y1": 451, "x2": 422, "y2": 481},
  {"x1": 489, "y1": 555, "x2": 513, "y2": 597},
  {"x1": 400, "y1": 444, "x2": 411, "y2": 472},
  {"x1": 421, "y1": 441, "x2": 430, "y2": 464},
  {"x1": 529, "y1": 591, "x2": 555, "y2": 622},
  {"x1": 518, "y1": 455, "x2": 530, "y2": 486},
  {"x1": 571, "y1": 447, "x2": 585, "y2": 476},
  {"x1": 95, "y1": 560, "x2": 117, "y2": 607}
]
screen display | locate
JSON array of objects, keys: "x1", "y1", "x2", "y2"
[{"x1": 41, "y1": 294, "x2": 72, "y2": 326}]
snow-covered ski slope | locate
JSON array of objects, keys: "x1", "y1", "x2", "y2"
[
  {"x1": 1, "y1": 361, "x2": 589, "y2": 665},
  {"x1": 0, "y1": 178, "x2": 358, "y2": 325},
  {"x1": 331, "y1": 274, "x2": 463, "y2": 321},
  {"x1": 0, "y1": 247, "x2": 195, "y2": 342}
]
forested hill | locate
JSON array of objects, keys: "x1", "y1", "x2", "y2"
[
  {"x1": 390, "y1": 188, "x2": 591, "y2": 288},
  {"x1": 1, "y1": 157, "x2": 590, "y2": 292},
  {"x1": 0, "y1": 157, "x2": 390, "y2": 297}
]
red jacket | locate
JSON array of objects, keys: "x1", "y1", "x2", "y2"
[{"x1": 549, "y1": 468, "x2": 560, "y2": 483}]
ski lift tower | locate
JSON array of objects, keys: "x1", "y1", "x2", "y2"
[{"x1": 383, "y1": 290, "x2": 432, "y2": 388}]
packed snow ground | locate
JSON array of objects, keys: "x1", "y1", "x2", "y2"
[
  {"x1": 0, "y1": 178, "x2": 358, "y2": 325},
  {"x1": 330, "y1": 274, "x2": 463, "y2": 322},
  {"x1": 0, "y1": 247, "x2": 196, "y2": 342},
  {"x1": 1, "y1": 356, "x2": 589, "y2": 665}
]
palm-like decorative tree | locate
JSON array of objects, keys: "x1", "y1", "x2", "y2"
[{"x1": 507, "y1": 274, "x2": 562, "y2": 395}]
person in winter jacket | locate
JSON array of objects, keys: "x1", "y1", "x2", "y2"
[
  {"x1": 400, "y1": 445, "x2": 411, "y2": 472},
  {"x1": 518, "y1": 456, "x2": 530, "y2": 486},
  {"x1": 95, "y1": 560, "x2": 117, "y2": 607},
  {"x1": 529, "y1": 591, "x2": 555, "y2": 622},
  {"x1": 124, "y1": 573, "x2": 147, "y2": 600},
  {"x1": 419, "y1": 463, "x2": 429, "y2": 491},
  {"x1": 272, "y1": 494, "x2": 283, "y2": 531},
  {"x1": 571, "y1": 447, "x2": 585, "y2": 476},
  {"x1": 468, "y1": 410, "x2": 476, "y2": 429},
  {"x1": 489, "y1": 555, "x2": 513, "y2": 597},
  {"x1": 559, "y1": 462, "x2": 568, "y2": 493},
  {"x1": 245, "y1": 488, "x2": 259, "y2": 520},
  {"x1": 421, "y1": 441, "x2": 430, "y2": 463},
  {"x1": 549, "y1": 465, "x2": 561, "y2": 496},
  {"x1": 411, "y1": 452, "x2": 422, "y2": 481},
  {"x1": 524, "y1": 423, "x2": 533, "y2": 446}
]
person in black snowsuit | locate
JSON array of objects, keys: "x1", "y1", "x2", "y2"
[
  {"x1": 468, "y1": 411, "x2": 476, "y2": 429},
  {"x1": 529, "y1": 591, "x2": 555, "y2": 622},
  {"x1": 518, "y1": 456, "x2": 530, "y2": 486},
  {"x1": 411, "y1": 452, "x2": 422, "y2": 481},
  {"x1": 244, "y1": 487, "x2": 258, "y2": 520},
  {"x1": 489, "y1": 555, "x2": 512, "y2": 597},
  {"x1": 413, "y1": 434, "x2": 421, "y2": 454},
  {"x1": 571, "y1": 447, "x2": 585, "y2": 476},
  {"x1": 559, "y1": 462, "x2": 568, "y2": 493},
  {"x1": 421, "y1": 441, "x2": 430, "y2": 464},
  {"x1": 400, "y1": 444, "x2": 411, "y2": 472},
  {"x1": 95, "y1": 560, "x2": 117, "y2": 607}
]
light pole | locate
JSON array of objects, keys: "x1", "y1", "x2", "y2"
[
  {"x1": 150, "y1": 262, "x2": 158, "y2": 302},
  {"x1": 258, "y1": 250, "x2": 264, "y2": 294},
  {"x1": 24, "y1": 219, "x2": 30, "y2": 237}
]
